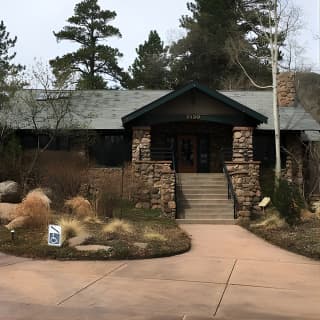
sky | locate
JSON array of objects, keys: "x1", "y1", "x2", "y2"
[{"x1": 1, "y1": 0, "x2": 319, "y2": 72}]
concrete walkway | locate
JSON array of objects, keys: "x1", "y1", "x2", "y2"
[{"x1": 0, "y1": 225, "x2": 320, "y2": 319}]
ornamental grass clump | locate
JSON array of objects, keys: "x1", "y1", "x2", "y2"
[
  {"x1": 102, "y1": 219, "x2": 133, "y2": 235},
  {"x1": 57, "y1": 217, "x2": 86, "y2": 243},
  {"x1": 64, "y1": 196, "x2": 94, "y2": 219},
  {"x1": 6, "y1": 189, "x2": 51, "y2": 229},
  {"x1": 143, "y1": 230, "x2": 167, "y2": 242}
]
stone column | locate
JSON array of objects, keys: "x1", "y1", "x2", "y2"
[
  {"x1": 132, "y1": 126, "x2": 151, "y2": 161},
  {"x1": 232, "y1": 127, "x2": 254, "y2": 162}
]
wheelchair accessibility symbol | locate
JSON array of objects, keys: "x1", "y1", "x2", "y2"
[{"x1": 48, "y1": 225, "x2": 62, "y2": 247}]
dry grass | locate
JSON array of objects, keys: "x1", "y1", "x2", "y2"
[
  {"x1": 6, "y1": 189, "x2": 51, "y2": 229},
  {"x1": 102, "y1": 219, "x2": 133, "y2": 235},
  {"x1": 312, "y1": 201, "x2": 320, "y2": 214},
  {"x1": 64, "y1": 196, "x2": 94, "y2": 219},
  {"x1": 251, "y1": 209, "x2": 287, "y2": 230},
  {"x1": 57, "y1": 217, "x2": 86, "y2": 243},
  {"x1": 143, "y1": 230, "x2": 167, "y2": 242},
  {"x1": 83, "y1": 216, "x2": 103, "y2": 224}
]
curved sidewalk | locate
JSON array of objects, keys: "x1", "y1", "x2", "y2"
[{"x1": 0, "y1": 225, "x2": 319, "y2": 319}]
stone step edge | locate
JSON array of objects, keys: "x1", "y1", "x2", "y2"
[{"x1": 176, "y1": 219, "x2": 236, "y2": 225}]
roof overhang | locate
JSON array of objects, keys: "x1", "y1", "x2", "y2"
[{"x1": 122, "y1": 82, "x2": 268, "y2": 126}]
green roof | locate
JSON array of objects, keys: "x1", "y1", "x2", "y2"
[{"x1": 122, "y1": 82, "x2": 268, "y2": 125}]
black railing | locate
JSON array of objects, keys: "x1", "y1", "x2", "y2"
[
  {"x1": 151, "y1": 147, "x2": 175, "y2": 165},
  {"x1": 220, "y1": 148, "x2": 239, "y2": 219}
]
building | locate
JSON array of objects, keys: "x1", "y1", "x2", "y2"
[{"x1": 13, "y1": 73, "x2": 320, "y2": 221}]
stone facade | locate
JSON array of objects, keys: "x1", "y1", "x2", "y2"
[
  {"x1": 132, "y1": 126, "x2": 151, "y2": 161},
  {"x1": 282, "y1": 133, "x2": 304, "y2": 189},
  {"x1": 131, "y1": 126, "x2": 176, "y2": 219},
  {"x1": 225, "y1": 161, "x2": 261, "y2": 217},
  {"x1": 133, "y1": 161, "x2": 176, "y2": 218},
  {"x1": 232, "y1": 127, "x2": 253, "y2": 161},
  {"x1": 227, "y1": 126, "x2": 262, "y2": 217},
  {"x1": 277, "y1": 72, "x2": 296, "y2": 107}
]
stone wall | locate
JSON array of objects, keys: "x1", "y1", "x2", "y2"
[
  {"x1": 226, "y1": 126, "x2": 262, "y2": 218},
  {"x1": 277, "y1": 72, "x2": 296, "y2": 107},
  {"x1": 133, "y1": 161, "x2": 176, "y2": 219},
  {"x1": 232, "y1": 127, "x2": 253, "y2": 161},
  {"x1": 282, "y1": 133, "x2": 304, "y2": 189},
  {"x1": 132, "y1": 127, "x2": 151, "y2": 161},
  {"x1": 226, "y1": 161, "x2": 261, "y2": 217}
]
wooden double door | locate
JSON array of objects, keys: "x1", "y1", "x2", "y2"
[{"x1": 177, "y1": 135, "x2": 209, "y2": 173}]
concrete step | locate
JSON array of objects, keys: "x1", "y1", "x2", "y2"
[
  {"x1": 177, "y1": 184, "x2": 228, "y2": 192},
  {"x1": 176, "y1": 219, "x2": 236, "y2": 225},
  {"x1": 177, "y1": 193, "x2": 228, "y2": 200},
  {"x1": 178, "y1": 199, "x2": 231, "y2": 204},
  {"x1": 179, "y1": 208, "x2": 234, "y2": 214},
  {"x1": 183, "y1": 214, "x2": 234, "y2": 219},
  {"x1": 177, "y1": 187, "x2": 228, "y2": 194},
  {"x1": 177, "y1": 200, "x2": 233, "y2": 210},
  {"x1": 177, "y1": 178, "x2": 226, "y2": 184}
]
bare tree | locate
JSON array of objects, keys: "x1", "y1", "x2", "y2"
[
  {"x1": 20, "y1": 61, "x2": 92, "y2": 188},
  {"x1": 228, "y1": 0, "x2": 301, "y2": 183}
]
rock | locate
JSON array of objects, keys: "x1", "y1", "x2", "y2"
[
  {"x1": 134, "y1": 242, "x2": 148, "y2": 249},
  {"x1": 0, "y1": 203, "x2": 18, "y2": 222},
  {"x1": 75, "y1": 245, "x2": 113, "y2": 252},
  {"x1": 5, "y1": 216, "x2": 28, "y2": 230},
  {"x1": 301, "y1": 209, "x2": 318, "y2": 222},
  {"x1": 0, "y1": 181, "x2": 21, "y2": 203},
  {"x1": 68, "y1": 234, "x2": 90, "y2": 247}
]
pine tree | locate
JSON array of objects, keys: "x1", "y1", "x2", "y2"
[
  {"x1": 126, "y1": 31, "x2": 170, "y2": 89},
  {"x1": 169, "y1": 0, "x2": 273, "y2": 89},
  {"x1": 0, "y1": 20, "x2": 24, "y2": 110},
  {"x1": 50, "y1": 0, "x2": 124, "y2": 89}
]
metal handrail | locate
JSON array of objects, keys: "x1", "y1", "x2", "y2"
[{"x1": 220, "y1": 149, "x2": 239, "y2": 219}]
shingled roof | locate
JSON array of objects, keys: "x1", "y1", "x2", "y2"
[{"x1": 12, "y1": 86, "x2": 320, "y2": 133}]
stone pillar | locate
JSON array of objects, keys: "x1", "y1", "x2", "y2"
[
  {"x1": 232, "y1": 127, "x2": 254, "y2": 162},
  {"x1": 226, "y1": 161, "x2": 262, "y2": 218},
  {"x1": 132, "y1": 161, "x2": 176, "y2": 219},
  {"x1": 132, "y1": 126, "x2": 151, "y2": 161},
  {"x1": 277, "y1": 72, "x2": 296, "y2": 107}
]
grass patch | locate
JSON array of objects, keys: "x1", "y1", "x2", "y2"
[
  {"x1": 102, "y1": 219, "x2": 133, "y2": 235},
  {"x1": 0, "y1": 207, "x2": 191, "y2": 260},
  {"x1": 241, "y1": 212, "x2": 320, "y2": 260},
  {"x1": 57, "y1": 217, "x2": 86, "y2": 243}
]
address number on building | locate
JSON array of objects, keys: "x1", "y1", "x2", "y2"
[{"x1": 186, "y1": 114, "x2": 201, "y2": 120}]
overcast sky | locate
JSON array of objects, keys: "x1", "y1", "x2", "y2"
[{"x1": 2, "y1": 0, "x2": 319, "y2": 72}]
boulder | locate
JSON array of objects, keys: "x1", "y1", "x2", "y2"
[
  {"x1": 0, "y1": 181, "x2": 21, "y2": 203},
  {"x1": 75, "y1": 245, "x2": 113, "y2": 252},
  {"x1": 0, "y1": 203, "x2": 18, "y2": 222},
  {"x1": 68, "y1": 234, "x2": 90, "y2": 247}
]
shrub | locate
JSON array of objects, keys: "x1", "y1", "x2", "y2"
[
  {"x1": 57, "y1": 217, "x2": 86, "y2": 243},
  {"x1": 64, "y1": 196, "x2": 94, "y2": 219},
  {"x1": 7, "y1": 189, "x2": 51, "y2": 229},
  {"x1": 36, "y1": 151, "x2": 89, "y2": 210},
  {"x1": 0, "y1": 134, "x2": 23, "y2": 183},
  {"x1": 271, "y1": 179, "x2": 305, "y2": 225},
  {"x1": 102, "y1": 219, "x2": 133, "y2": 235}
]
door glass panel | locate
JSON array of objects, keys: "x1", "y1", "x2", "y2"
[{"x1": 181, "y1": 138, "x2": 194, "y2": 166}]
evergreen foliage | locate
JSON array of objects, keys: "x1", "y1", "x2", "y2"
[
  {"x1": 50, "y1": 0, "x2": 124, "y2": 89},
  {"x1": 168, "y1": 0, "x2": 277, "y2": 89},
  {"x1": 0, "y1": 20, "x2": 24, "y2": 110},
  {"x1": 125, "y1": 31, "x2": 170, "y2": 89}
]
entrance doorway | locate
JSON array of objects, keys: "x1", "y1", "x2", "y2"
[{"x1": 177, "y1": 135, "x2": 197, "y2": 173}]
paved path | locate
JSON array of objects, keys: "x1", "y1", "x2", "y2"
[{"x1": 0, "y1": 225, "x2": 320, "y2": 319}]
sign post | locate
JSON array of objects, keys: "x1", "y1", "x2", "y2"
[{"x1": 48, "y1": 225, "x2": 62, "y2": 247}]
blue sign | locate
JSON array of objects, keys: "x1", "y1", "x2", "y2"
[{"x1": 48, "y1": 225, "x2": 62, "y2": 247}]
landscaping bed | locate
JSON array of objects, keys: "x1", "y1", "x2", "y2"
[
  {"x1": 0, "y1": 207, "x2": 191, "y2": 260},
  {"x1": 241, "y1": 217, "x2": 320, "y2": 260}
]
